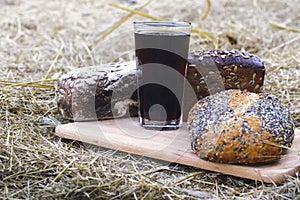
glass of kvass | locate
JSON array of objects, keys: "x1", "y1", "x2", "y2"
[{"x1": 134, "y1": 21, "x2": 191, "y2": 130}]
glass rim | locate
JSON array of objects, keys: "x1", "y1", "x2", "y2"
[{"x1": 133, "y1": 21, "x2": 191, "y2": 28}]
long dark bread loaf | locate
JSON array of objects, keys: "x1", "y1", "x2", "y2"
[
  {"x1": 56, "y1": 49, "x2": 265, "y2": 121},
  {"x1": 187, "y1": 49, "x2": 265, "y2": 98},
  {"x1": 56, "y1": 61, "x2": 138, "y2": 121}
]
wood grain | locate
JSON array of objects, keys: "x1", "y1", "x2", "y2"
[{"x1": 55, "y1": 118, "x2": 300, "y2": 183}]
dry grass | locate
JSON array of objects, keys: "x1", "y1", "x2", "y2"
[{"x1": 0, "y1": 0, "x2": 299, "y2": 199}]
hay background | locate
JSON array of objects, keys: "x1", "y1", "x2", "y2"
[{"x1": 0, "y1": 0, "x2": 299, "y2": 199}]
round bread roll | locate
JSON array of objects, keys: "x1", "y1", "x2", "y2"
[{"x1": 187, "y1": 89, "x2": 295, "y2": 164}]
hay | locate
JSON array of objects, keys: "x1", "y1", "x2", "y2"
[{"x1": 0, "y1": 0, "x2": 299, "y2": 199}]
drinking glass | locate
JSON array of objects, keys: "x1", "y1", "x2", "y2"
[{"x1": 134, "y1": 21, "x2": 191, "y2": 130}]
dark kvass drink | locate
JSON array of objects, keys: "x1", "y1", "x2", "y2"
[{"x1": 134, "y1": 22, "x2": 191, "y2": 130}]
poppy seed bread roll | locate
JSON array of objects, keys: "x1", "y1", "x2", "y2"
[{"x1": 187, "y1": 90, "x2": 295, "y2": 164}]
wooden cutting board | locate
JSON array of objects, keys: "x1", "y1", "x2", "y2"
[{"x1": 55, "y1": 118, "x2": 300, "y2": 184}]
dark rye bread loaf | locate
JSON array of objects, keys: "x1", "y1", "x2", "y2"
[
  {"x1": 56, "y1": 49, "x2": 265, "y2": 121},
  {"x1": 56, "y1": 61, "x2": 138, "y2": 121},
  {"x1": 187, "y1": 90, "x2": 295, "y2": 164},
  {"x1": 187, "y1": 49, "x2": 265, "y2": 98}
]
